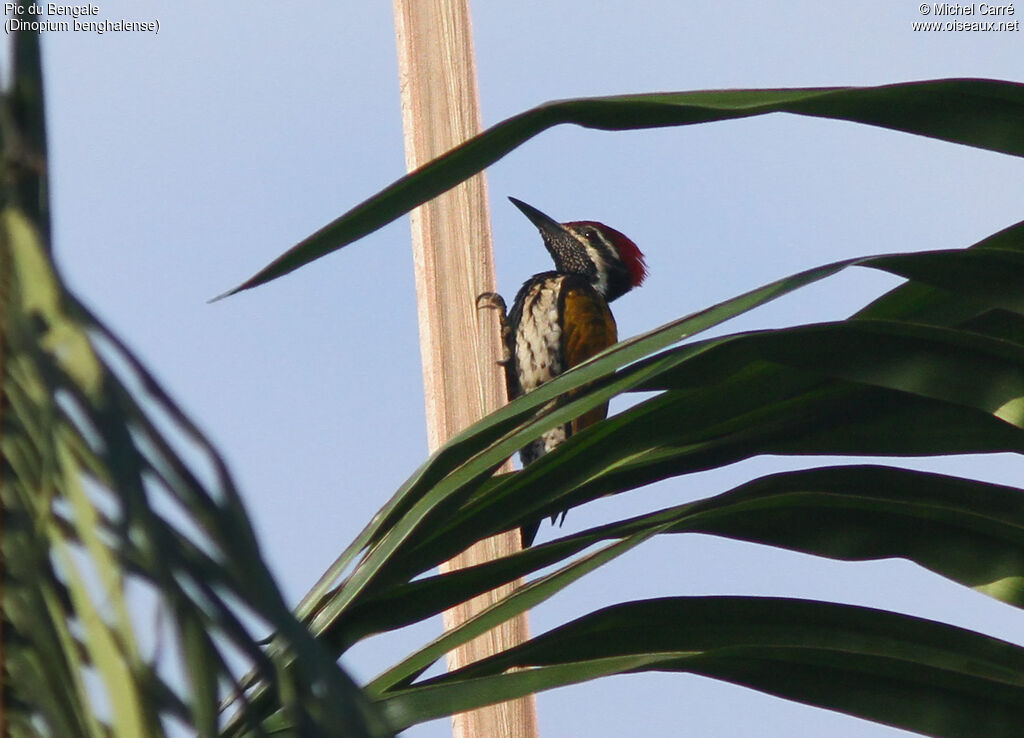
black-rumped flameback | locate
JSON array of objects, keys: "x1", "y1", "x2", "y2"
[{"x1": 479, "y1": 197, "x2": 647, "y2": 546}]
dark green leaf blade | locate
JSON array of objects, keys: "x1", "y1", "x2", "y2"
[
  {"x1": 856, "y1": 220, "x2": 1024, "y2": 326},
  {"x1": 221, "y1": 79, "x2": 1024, "y2": 296},
  {"x1": 675, "y1": 465, "x2": 1024, "y2": 607},
  {"x1": 403, "y1": 317, "x2": 1024, "y2": 574},
  {"x1": 336, "y1": 462, "x2": 1024, "y2": 657},
  {"x1": 381, "y1": 597, "x2": 1024, "y2": 737}
]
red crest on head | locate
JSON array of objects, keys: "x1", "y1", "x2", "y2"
[{"x1": 569, "y1": 221, "x2": 648, "y2": 288}]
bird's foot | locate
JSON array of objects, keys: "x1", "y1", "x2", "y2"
[
  {"x1": 477, "y1": 292, "x2": 512, "y2": 366},
  {"x1": 476, "y1": 291, "x2": 507, "y2": 315}
]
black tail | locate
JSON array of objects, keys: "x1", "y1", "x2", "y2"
[{"x1": 520, "y1": 519, "x2": 541, "y2": 548}]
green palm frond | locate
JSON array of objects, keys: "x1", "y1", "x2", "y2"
[{"x1": 1, "y1": 29, "x2": 391, "y2": 738}]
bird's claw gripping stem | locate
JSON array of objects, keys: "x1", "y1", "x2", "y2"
[
  {"x1": 476, "y1": 291, "x2": 507, "y2": 314},
  {"x1": 476, "y1": 291, "x2": 512, "y2": 367}
]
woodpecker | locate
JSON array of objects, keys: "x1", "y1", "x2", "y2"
[{"x1": 479, "y1": 197, "x2": 647, "y2": 546}]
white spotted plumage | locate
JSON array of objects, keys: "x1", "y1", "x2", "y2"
[{"x1": 514, "y1": 275, "x2": 569, "y2": 464}]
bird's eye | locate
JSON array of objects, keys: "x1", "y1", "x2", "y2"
[{"x1": 582, "y1": 227, "x2": 598, "y2": 240}]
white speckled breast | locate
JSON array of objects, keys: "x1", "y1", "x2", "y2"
[
  {"x1": 514, "y1": 275, "x2": 568, "y2": 464},
  {"x1": 514, "y1": 276, "x2": 565, "y2": 392}
]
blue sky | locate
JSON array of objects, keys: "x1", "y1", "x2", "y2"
[{"x1": 20, "y1": 1, "x2": 1024, "y2": 735}]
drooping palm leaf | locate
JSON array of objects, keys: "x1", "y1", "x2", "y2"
[
  {"x1": 380, "y1": 597, "x2": 1024, "y2": 737},
  {"x1": 220, "y1": 78, "x2": 1024, "y2": 297},
  {"x1": 333, "y1": 461, "x2": 1024, "y2": 692}
]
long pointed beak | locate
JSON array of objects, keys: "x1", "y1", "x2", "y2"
[{"x1": 508, "y1": 197, "x2": 564, "y2": 237}]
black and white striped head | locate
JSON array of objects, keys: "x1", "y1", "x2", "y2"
[{"x1": 509, "y1": 197, "x2": 647, "y2": 301}]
